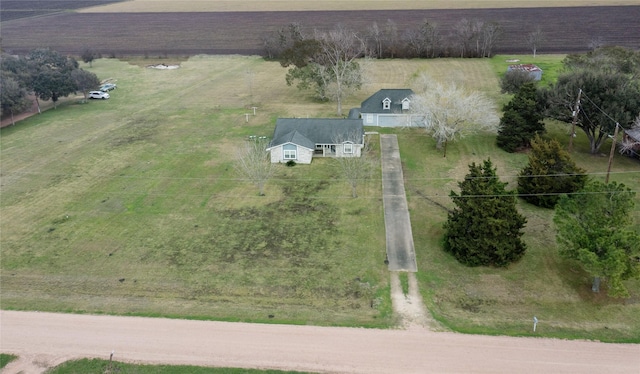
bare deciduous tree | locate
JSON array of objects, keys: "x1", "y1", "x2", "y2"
[
  {"x1": 420, "y1": 20, "x2": 441, "y2": 58},
  {"x1": 333, "y1": 132, "x2": 375, "y2": 198},
  {"x1": 526, "y1": 27, "x2": 544, "y2": 58},
  {"x1": 402, "y1": 28, "x2": 425, "y2": 58},
  {"x1": 411, "y1": 76, "x2": 499, "y2": 157},
  {"x1": 588, "y1": 36, "x2": 605, "y2": 51},
  {"x1": 452, "y1": 18, "x2": 482, "y2": 58},
  {"x1": 480, "y1": 21, "x2": 502, "y2": 58},
  {"x1": 315, "y1": 25, "x2": 367, "y2": 116},
  {"x1": 383, "y1": 19, "x2": 399, "y2": 58},
  {"x1": 235, "y1": 138, "x2": 276, "y2": 196},
  {"x1": 367, "y1": 21, "x2": 383, "y2": 58}
]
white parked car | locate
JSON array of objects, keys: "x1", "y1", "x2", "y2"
[{"x1": 88, "y1": 91, "x2": 110, "y2": 99}]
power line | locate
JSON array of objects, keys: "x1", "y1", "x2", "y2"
[
  {"x1": 2, "y1": 169, "x2": 638, "y2": 182},
  {"x1": 0, "y1": 189, "x2": 636, "y2": 204}
]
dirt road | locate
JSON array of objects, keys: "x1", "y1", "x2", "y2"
[{"x1": 1, "y1": 310, "x2": 638, "y2": 373}]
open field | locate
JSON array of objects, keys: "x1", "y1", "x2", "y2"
[
  {"x1": 1, "y1": 56, "x2": 639, "y2": 341},
  {"x1": 1, "y1": 6, "x2": 639, "y2": 57},
  {"x1": 0, "y1": 0, "x2": 122, "y2": 21},
  {"x1": 79, "y1": 0, "x2": 640, "y2": 12},
  {"x1": 0, "y1": 56, "x2": 392, "y2": 327}
]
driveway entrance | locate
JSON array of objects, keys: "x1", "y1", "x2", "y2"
[{"x1": 380, "y1": 134, "x2": 417, "y2": 272}]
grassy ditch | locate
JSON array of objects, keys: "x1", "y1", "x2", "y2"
[
  {"x1": 0, "y1": 354, "x2": 18, "y2": 369},
  {"x1": 47, "y1": 358, "x2": 308, "y2": 374}
]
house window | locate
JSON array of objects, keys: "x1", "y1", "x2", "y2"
[
  {"x1": 283, "y1": 144, "x2": 297, "y2": 160},
  {"x1": 343, "y1": 143, "x2": 353, "y2": 154},
  {"x1": 402, "y1": 98, "x2": 410, "y2": 110},
  {"x1": 366, "y1": 114, "x2": 373, "y2": 124},
  {"x1": 382, "y1": 98, "x2": 391, "y2": 110}
]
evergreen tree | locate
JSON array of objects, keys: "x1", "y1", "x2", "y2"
[
  {"x1": 518, "y1": 135, "x2": 587, "y2": 208},
  {"x1": 81, "y1": 47, "x2": 97, "y2": 68},
  {"x1": 496, "y1": 82, "x2": 544, "y2": 152},
  {"x1": 543, "y1": 69, "x2": 640, "y2": 154},
  {"x1": 444, "y1": 159, "x2": 527, "y2": 267},
  {"x1": 27, "y1": 48, "x2": 79, "y2": 109},
  {"x1": 554, "y1": 181, "x2": 640, "y2": 297},
  {"x1": 71, "y1": 68, "x2": 101, "y2": 102}
]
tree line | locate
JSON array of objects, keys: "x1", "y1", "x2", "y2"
[
  {"x1": 1, "y1": 48, "x2": 101, "y2": 125},
  {"x1": 262, "y1": 19, "x2": 551, "y2": 60}
]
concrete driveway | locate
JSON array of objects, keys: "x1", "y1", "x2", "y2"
[{"x1": 380, "y1": 134, "x2": 417, "y2": 272}]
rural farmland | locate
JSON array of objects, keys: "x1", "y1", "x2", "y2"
[
  {"x1": 1, "y1": 3, "x2": 640, "y2": 374},
  {"x1": 1, "y1": 5, "x2": 639, "y2": 56}
]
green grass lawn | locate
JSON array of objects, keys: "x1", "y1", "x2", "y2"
[
  {"x1": 400, "y1": 120, "x2": 640, "y2": 342},
  {"x1": 1, "y1": 55, "x2": 638, "y2": 341},
  {"x1": 0, "y1": 56, "x2": 390, "y2": 327},
  {"x1": 47, "y1": 358, "x2": 308, "y2": 374},
  {"x1": 0, "y1": 354, "x2": 18, "y2": 369},
  {"x1": 490, "y1": 54, "x2": 567, "y2": 88}
]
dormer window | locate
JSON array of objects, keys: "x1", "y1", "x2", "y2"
[
  {"x1": 402, "y1": 98, "x2": 410, "y2": 110},
  {"x1": 382, "y1": 98, "x2": 391, "y2": 110}
]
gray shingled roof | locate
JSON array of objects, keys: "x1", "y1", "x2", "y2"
[
  {"x1": 360, "y1": 89, "x2": 415, "y2": 114},
  {"x1": 268, "y1": 118, "x2": 364, "y2": 149},
  {"x1": 625, "y1": 127, "x2": 640, "y2": 142}
]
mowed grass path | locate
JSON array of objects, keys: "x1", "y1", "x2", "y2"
[{"x1": 1, "y1": 56, "x2": 639, "y2": 341}]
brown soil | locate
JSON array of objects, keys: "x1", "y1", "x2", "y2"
[{"x1": 1, "y1": 7, "x2": 638, "y2": 57}]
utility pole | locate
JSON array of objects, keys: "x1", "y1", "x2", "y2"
[
  {"x1": 568, "y1": 88, "x2": 582, "y2": 152},
  {"x1": 605, "y1": 122, "x2": 619, "y2": 184}
]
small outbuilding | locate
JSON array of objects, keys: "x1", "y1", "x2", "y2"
[
  {"x1": 266, "y1": 118, "x2": 365, "y2": 164},
  {"x1": 507, "y1": 64, "x2": 543, "y2": 81},
  {"x1": 622, "y1": 127, "x2": 640, "y2": 157}
]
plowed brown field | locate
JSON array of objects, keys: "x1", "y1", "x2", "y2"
[{"x1": 1, "y1": 6, "x2": 638, "y2": 57}]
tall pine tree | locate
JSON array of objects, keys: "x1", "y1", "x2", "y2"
[
  {"x1": 518, "y1": 135, "x2": 587, "y2": 208},
  {"x1": 496, "y1": 82, "x2": 544, "y2": 152},
  {"x1": 444, "y1": 159, "x2": 527, "y2": 267}
]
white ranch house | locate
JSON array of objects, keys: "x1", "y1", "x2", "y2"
[{"x1": 267, "y1": 118, "x2": 365, "y2": 164}]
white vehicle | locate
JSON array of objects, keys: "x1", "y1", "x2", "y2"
[{"x1": 88, "y1": 91, "x2": 110, "y2": 99}]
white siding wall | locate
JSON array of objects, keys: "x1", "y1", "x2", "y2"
[
  {"x1": 297, "y1": 148, "x2": 313, "y2": 164},
  {"x1": 335, "y1": 144, "x2": 364, "y2": 157},
  {"x1": 269, "y1": 145, "x2": 313, "y2": 164},
  {"x1": 269, "y1": 146, "x2": 283, "y2": 163}
]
